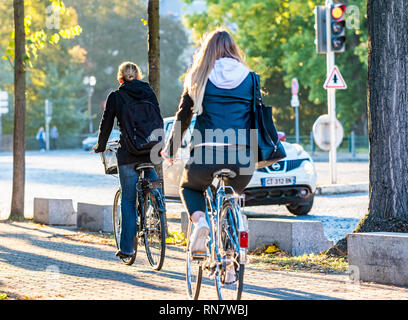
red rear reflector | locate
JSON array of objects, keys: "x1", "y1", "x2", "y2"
[{"x1": 240, "y1": 231, "x2": 249, "y2": 248}]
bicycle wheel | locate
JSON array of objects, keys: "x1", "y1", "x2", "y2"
[
  {"x1": 143, "y1": 190, "x2": 166, "y2": 270},
  {"x1": 215, "y1": 199, "x2": 245, "y2": 300},
  {"x1": 186, "y1": 221, "x2": 203, "y2": 300},
  {"x1": 112, "y1": 189, "x2": 137, "y2": 265}
]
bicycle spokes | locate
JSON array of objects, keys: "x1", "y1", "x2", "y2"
[
  {"x1": 215, "y1": 200, "x2": 245, "y2": 300},
  {"x1": 186, "y1": 222, "x2": 203, "y2": 300},
  {"x1": 143, "y1": 192, "x2": 166, "y2": 270},
  {"x1": 112, "y1": 189, "x2": 137, "y2": 266}
]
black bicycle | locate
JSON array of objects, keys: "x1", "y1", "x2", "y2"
[{"x1": 101, "y1": 143, "x2": 166, "y2": 270}]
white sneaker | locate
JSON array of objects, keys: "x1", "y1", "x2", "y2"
[{"x1": 190, "y1": 217, "x2": 209, "y2": 254}]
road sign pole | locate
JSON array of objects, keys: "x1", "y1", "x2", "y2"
[
  {"x1": 295, "y1": 106, "x2": 300, "y2": 144},
  {"x1": 291, "y1": 78, "x2": 300, "y2": 144},
  {"x1": 326, "y1": 0, "x2": 337, "y2": 184}
]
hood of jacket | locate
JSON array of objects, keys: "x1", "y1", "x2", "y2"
[
  {"x1": 208, "y1": 57, "x2": 250, "y2": 90},
  {"x1": 119, "y1": 80, "x2": 157, "y2": 101}
]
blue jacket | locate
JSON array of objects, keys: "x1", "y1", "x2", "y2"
[
  {"x1": 194, "y1": 74, "x2": 253, "y2": 146},
  {"x1": 164, "y1": 73, "x2": 254, "y2": 157}
]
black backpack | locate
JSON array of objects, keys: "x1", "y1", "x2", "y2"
[{"x1": 118, "y1": 91, "x2": 164, "y2": 156}]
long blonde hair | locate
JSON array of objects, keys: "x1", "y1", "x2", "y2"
[{"x1": 184, "y1": 28, "x2": 246, "y2": 115}]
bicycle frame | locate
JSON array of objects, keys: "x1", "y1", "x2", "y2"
[
  {"x1": 203, "y1": 178, "x2": 247, "y2": 272},
  {"x1": 135, "y1": 170, "x2": 163, "y2": 237}
]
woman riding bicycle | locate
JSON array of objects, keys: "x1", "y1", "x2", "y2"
[
  {"x1": 93, "y1": 62, "x2": 164, "y2": 260},
  {"x1": 161, "y1": 28, "x2": 257, "y2": 259}
]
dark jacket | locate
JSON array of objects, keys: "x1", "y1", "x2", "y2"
[
  {"x1": 164, "y1": 74, "x2": 254, "y2": 158},
  {"x1": 94, "y1": 80, "x2": 160, "y2": 166}
]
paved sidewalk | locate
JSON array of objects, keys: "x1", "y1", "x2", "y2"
[{"x1": 0, "y1": 221, "x2": 407, "y2": 300}]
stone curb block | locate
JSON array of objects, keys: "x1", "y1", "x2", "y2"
[
  {"x1": 77, "y1": 202, "x2": 114, "y2": 233},
  {"x1": 247, "y1": 218, "x2": 333, "y2": 255},
  {"x1": 180, "y1": 212, "x2": 332, "y2": 256},
  {"x1": 348, "y1": 232, "x2": 408, "y2": 286},
  {"x1": 316, "y1": 183, "x2": 368, "y2": 195},
  {"x1": 33, "y1": 198, "x2": 76, "y2": 226},
  {"x1": 180, "y1": 211, "x2": 189, "y2": 238}
]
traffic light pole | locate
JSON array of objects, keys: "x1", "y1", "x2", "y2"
[{"x1": 326, "y1": 0, "x2": 337, "y2": 184}]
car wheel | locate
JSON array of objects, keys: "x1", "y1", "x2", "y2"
[{"x1": 286, "y1": 196, "x2": 314, "y2": 216}]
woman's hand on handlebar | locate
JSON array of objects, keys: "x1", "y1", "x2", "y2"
[{"x1": 91, "y1": 145, "x2": 101, "y2": 154}]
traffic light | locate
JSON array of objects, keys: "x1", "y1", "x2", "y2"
[
  {"x1": 330, "y1": 4, "x2": 346, "y2": 52},
  {"x1": 315, "y1": 6, "x2": 327, "y2": 54}
]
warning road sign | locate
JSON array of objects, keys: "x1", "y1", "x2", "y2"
[{"x1": 323, "y1": 66, "x2": 347, "y2": 90}]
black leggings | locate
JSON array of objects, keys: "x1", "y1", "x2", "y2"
[{"x1": 179, "y1": 146, "x2": 254, "y2": 216}]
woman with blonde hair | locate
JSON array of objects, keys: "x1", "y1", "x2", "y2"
[
  {"x1": 94, "y1": 61, "x2": 165, "y2": 260},
  {"x1": 161, "y1": 28, "x2": 257, "y2": 265}
]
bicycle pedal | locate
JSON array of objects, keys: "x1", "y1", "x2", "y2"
[{"x1": 191, "y1": 252, "x2": 207, "y2": 260}]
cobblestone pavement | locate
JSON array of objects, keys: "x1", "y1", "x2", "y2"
[{"x1": 1, "y1": 221, "x2": 407, "y2": 300}]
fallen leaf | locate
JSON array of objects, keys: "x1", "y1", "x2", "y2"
[{"x1": 265, "y1": 244, "x2": 281, "y2": 254}]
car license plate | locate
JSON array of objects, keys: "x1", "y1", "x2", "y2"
[{"x1": 261, "y1": 176, "x2": 296, "y2": 186}]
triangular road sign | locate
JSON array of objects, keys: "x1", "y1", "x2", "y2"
[{"x1": 324, "y1": 66, "x2": 347, "y2": 90}]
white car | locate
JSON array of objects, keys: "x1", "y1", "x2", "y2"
[
  {"x1": 162, "y1": 117, "x2": 317, "y2": 216},
  {"x1": 82, "y1": 129, "x2": 120, "y2": 151},
  {"x1": 243, "y1": 138, "x2": 317, "y2": 215}
]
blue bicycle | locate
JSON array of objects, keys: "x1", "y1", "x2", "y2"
[{"x1": 185, "y1": 168, "x2": 249, "y2": 300}]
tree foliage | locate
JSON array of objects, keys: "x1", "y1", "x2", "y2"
[
  {"x1": 183, "y1": 0, "x2": 368, "y2": 135},
  {"x1": 1, "y1": 0, "x2": 189, "y2": 137},
  {"x1": 0, "y1": 0, "x2": 84, "y2": 136},
  {"x1": 65, "y1": 0, "x2": 189, "y2": 123}
]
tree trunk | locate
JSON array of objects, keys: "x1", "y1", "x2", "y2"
[
  {"x1": 148, "y1": 0, "x2": 160, "y2": 101},
  {"x1": 328, "y1": 0, "x2": 408, "y2": 255},
  {"x1": 148, "y1": 0, "x2": 168, "y2": 232},
  {"x1": 366, "y1": 0, "x2": 408, "y2": 221},
  {"x1": 9, "y1": 0, "x2": 26, "y2": 220}
]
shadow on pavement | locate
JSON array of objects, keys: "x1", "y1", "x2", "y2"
[
  {"x1": 242, "y1": 283, "x2": 341, "y2": 300},
  {"x1": 0, "y1": 241, "x2": 174, "y2": 292},
  {"x1": 137, "y1": 266, "x2": 341, "y2": 300}
]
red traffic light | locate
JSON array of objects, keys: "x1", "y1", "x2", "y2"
[{"x1": 331, "y1": 4, "x2": 346, "y2": 20}]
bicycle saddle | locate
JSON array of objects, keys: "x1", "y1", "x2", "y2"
[
  {"x1": 212, "y1": 168, "x2": 237, "y2": 179},
  {"x1": 135, "y1": 163, "x2": 155, "y2": 171}
]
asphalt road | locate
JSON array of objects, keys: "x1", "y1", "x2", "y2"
[{"x1": 0, "y1": 149, "x2": 369, "y2": 243}]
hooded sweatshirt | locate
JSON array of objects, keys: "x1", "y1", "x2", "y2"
[
  {"x1": 94, "y1": 79, "x2": 160, "y2": 165},
  {"x1": 209, "y1": 57, "x2": 250, "y2": 90}
]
